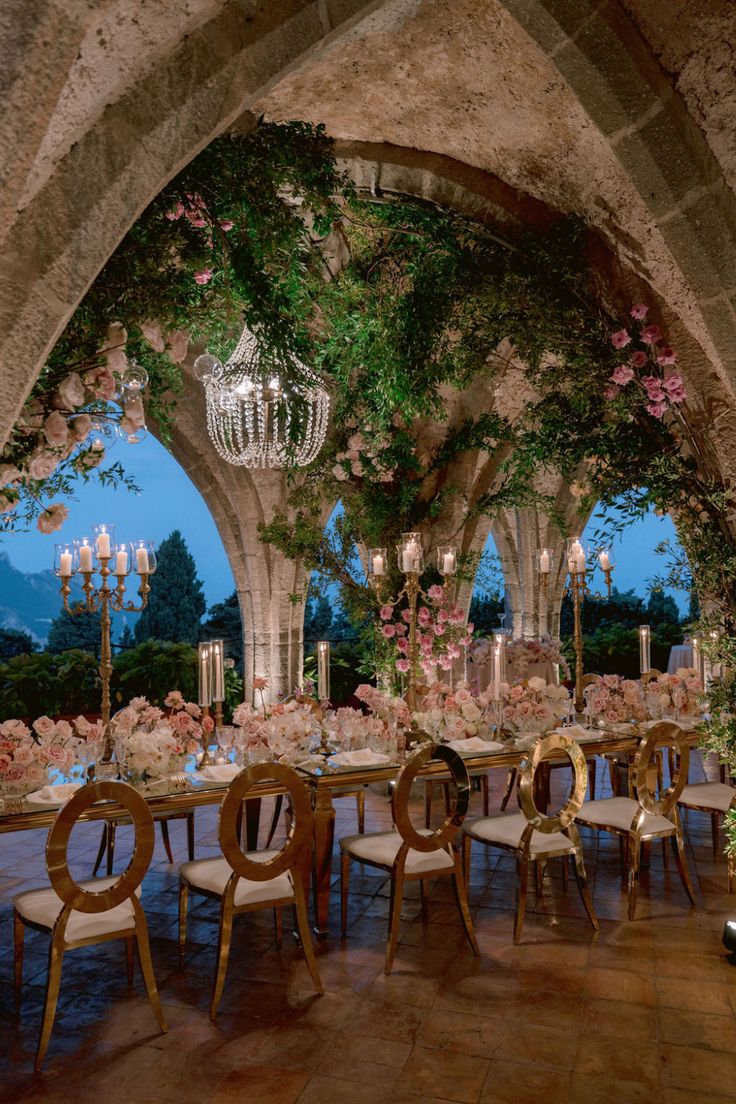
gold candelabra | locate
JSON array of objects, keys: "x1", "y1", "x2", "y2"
[
  {"x1": 539, "y1": 540, "x2": 613, "y2": 714},
  {"x1": 369, "y1": 536, "x2": 457, "y2": 712},
  {"x1": 56, "y1": 528, "x2": 154, "y2": 759}
]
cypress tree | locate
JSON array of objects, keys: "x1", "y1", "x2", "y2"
[{"x1": 134, "y1": 530, "x2": 206, "y2": 645}]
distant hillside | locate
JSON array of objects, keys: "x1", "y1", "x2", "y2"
[{"x1": 0, "y1": 553, "x2": 138, "y2": 645}]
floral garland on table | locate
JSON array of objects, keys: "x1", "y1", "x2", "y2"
[
  {"x1": 469, "y1": 636, "x2": 570, "y2": 681},
  {"x1": 111, "y1": 692, "x2": 212, "y2": 782},
  {"x1": 377, "y1": 585, "x2": 473, "y2": 682},
  {"x1": 584, "y1": 675, "x2": 647, "y2": 724},
  {"x1": 500, "y1": 678, "x2": 570, "y2": 734},
  {"x1": 644, "y1": 669, "x2": 704, "y2": 719},
  {"x1": 0, "y1": 715, "x2": 99, "y2": 794}
]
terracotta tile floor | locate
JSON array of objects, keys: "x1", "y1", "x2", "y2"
[{"x1": 2, "y1": 757, "x2": 736, "y2": 1103}]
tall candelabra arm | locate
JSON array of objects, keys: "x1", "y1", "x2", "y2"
[{"x1": 110, "y1": 573, "x2": 150, "y2": 613}]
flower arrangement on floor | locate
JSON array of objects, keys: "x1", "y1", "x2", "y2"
[
  {"x1": 500, "y1": 677, "x2": 571, "y2": 734},
  {"x1": 584, "y1": 675, "x2": 647, "y2": 724},
  {"x1": 0, "y1": 715, "x2": 97, "y2": 795},
  {"x1": 469, "y1": 635, "x2": 571, "y2": 681},
  {"x1": 644, "y1": 669, "x2": 704, "y2": 719},
  {"x1": 111, "y1": 693, "x2": 212, "y2": 782}
]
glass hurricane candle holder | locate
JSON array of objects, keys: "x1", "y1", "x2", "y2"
[
  {"x1": 132, "y1": 540, "x2": 156, "y2": 575},
  {"x1": 54, "y1": 543, "x2": 74, "y2": 578},
  {"x1": 566, "y1": 538, "x2": 587, "y2": 575},
  {"x1": 368, "y1": 547, "x2": 387, "y2": 577},
  {"x1": 437, "y1": 546, "x2": 457, "y2": 577},
  {"x1": 397, "y1": 532, "x2": 424, "y2": 574},
  {"x1": 112, "y1": 543, "x2": 132, "y2": 577},
  {"x1": 538, "y1": 547, "x2": 553, "y2": 575},
  {"x1": 75, "y1": 537, "x2": 95, "y2": 574},
  {"x1": 597, "y1": 547, "x2": 614, "y2": 572},
  {"x1": 92, "y1": 523, "x2": 115, "y2": 560}
]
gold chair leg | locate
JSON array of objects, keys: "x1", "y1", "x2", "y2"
[
  {"x1": 274, "y1": 906, "x2": 283, "y2": 950},
  {"x1": 384, "y1": 868, "x2": 405, "y2": 975},
  {"x1": 210, "y1": 897, "x2": 235, "y2": 1021},
  {"x1": 481, "y1": 774, "x2": 489, "y2": 816},
  {"x1": 728, "y1": 853, "x2": 735, "y2": 894},
  {"x1": 451, "y1": 855, "x2": 480, "y2": 956},
  {"x1": 178, "y1": 882, "x2": 189, "y2": 960},
  {"x1": 159, "y1": 819, "x2": 174, "y2": 865},
  {"x1": 13, "y1": 910, "x2": 24, "y2": 1011},
  {"x1": 186, "y1": 811, "x2": 195, "y2": 861},
  {"x1": 107, "y1": 822, "x2": 117, "y2": 877},
  {"x1": 627, "y1": 836, "x2": 641, "y2": 921},
  {"x1": 293, "y1": 879, "x2": 323, "y2": 994},
  {"x1": 340, "y1": 851, "x2": 351, "y2": 937},
  {"x1": 134, "y1": 912, "x2": 167, "y2": 1034},
  {"x1": 35, "y1": 937, "x2": 64, "y2": 1072},
  {"x1": 125, "y1": 935, "x2": 135, "y2": 986},
  {"x1": 462, "y1": 833, "x2": 472, "y2": 888},
  {"x1": 513, "y1": 856, "x2": 529, "y2": 944},
  {"x1": 500, "y1": 768, "x2": 516, "y2": 812},
  {"x1": 672, "y1": 829, "x2": 696, "y2": 906},
  {"x1": 572, "y1": 848, "x2": 599, "y2": 931},
  {"x1": 92, "y1": 824, "x2": 108, "y2": 877},
  {"x1": 419, "y1": 877, "x2": 427, "y2": 918},
  {"x1": 357, "y1": 788, "x2": 365, "y2": 835},
  {"x1": 424, "y1": 782, "x2": 433, "y2": 829}
]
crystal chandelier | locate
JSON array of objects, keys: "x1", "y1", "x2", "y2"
[{"x1": 195, "y1": 324, "x2": 330, "y2": 468}]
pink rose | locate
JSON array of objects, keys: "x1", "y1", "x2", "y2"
[
  {"x1": 27, "y1": 450, "x2": 59, "y2": 481},
  {"x1": 55, "y1": 719, "x2": 72, "y2": 740},
  {"x1": 381, "y1": 624, "x2": 396, "y2": 638},
  {"x1": 668, "y1": 386, "x2": 686, "y2": 404},
  {"x1": 202, "y1": 715, "x2": 215, "y2": 733},
  {"x1": 141, "y1": 320, "x2": 165, "y2": 352},
  {"x1": 219, "y1": 219, "x2": 234, "y2": 231},
  {"x1": 90, "y1": 367, "x2": 116, "y2": 401},
  {"x1": 646, "y1": 402, "x2": 667, "y2": 419},
  {"x1": 164, "y1": 691, "x2": 185, "y2": 709},
  {"x1": 395, "y1": 622, "x2": 407, "y2": 636},
  {"x1": 657, "y1": 347, "x2": 677, "y2": 366},
  {"x1": 395, "y1": 659, "x2": 410, "y2": 673},
  {"x1": 401, "y1": 609, "x2": 412, "y2": 624},
  {"x1": 0, "y1": 754, "x2": 11, "y2": 773},
  {"x1": 604, "y1": 385, "x2": 619, "y2": 401},
  {"x1": 166, "y1": 331, "x2": 189, "y2": 364},
  {"x1": 0, "y1": 463, "x2": 21, "y2": 486},
  {"x1": 630, "y1": 304, "x2": 649, "y2": 320},
  {"x1": 640, "y1": 325, "x2": 661, "y2": 345},
  {"x1": 54, "y1": 372, "x2": 85, "y2": 411},
  {"x1": 611, "y1": 329, "x2": 631, "y2": 349},
  {"x1": 662, "y1": 373, "x2": 684, "y2": 393},
  {"x1": 37, "y1": 503, "x2": 68, "y2": 534},
  {"x1": 14, "y1": 745, "x2": 34, "y2": 766},
  {"x1": 193, "y1": 268, "x2": 213, "y2": 285},
  {"x1": 45, "y1": 743, "x2": 67, "y2": 764},
  {"x1": 611, "y1": 365, "x2": 634, "y2": 386},
  {"x1": 630, "y1": 350, "x2": 648, "y2": 369},
  {"x1": 33, "y1": 716, "x2": 57, "y2": 739},
  {"x1": 427, "y1": 584, "x2": 444, "y2": 602},
  {"x1": 43, "y1": 411, "x2": 69, "y2": 447},
  {"x1": 69, "y1": 414, "x2": 92, "y2": 441},
  {"x1": 5, "y1": 764, "x2": 26, "y2": 783},
  {"x1": 379, "y1": 605, "x2": 394, "y2": 621}
]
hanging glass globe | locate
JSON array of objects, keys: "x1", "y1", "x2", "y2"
[
  {"x1": 193, "y1": 352, "x2": 222, "y2": 382},
  {"x1": 202, "y1": 324, "x2": 330, "y2": 468}
]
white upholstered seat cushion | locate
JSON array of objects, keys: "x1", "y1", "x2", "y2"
[
  {"x1": 180, "y1": 849, "x2": 294, "y2": 906},
  {"x1": 340, "y1": 829, "x2": 455, "y2": 874},
  {"x1": 463, "y1": 813, "x2": 574, "y2": 856},
  {"x1": 679, "y1": 782, "x2": 736, "y2": 813},
  {"x1": 577, "y1": 796, "x2": 674, "y2": 835},
  {"x1": 13, "y1": 876, "x2": 140, "y2": 941}
]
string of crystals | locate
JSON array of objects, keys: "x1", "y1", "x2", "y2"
[{"x1": 195, "y1": 324, "x2": 330, "y2": 468}]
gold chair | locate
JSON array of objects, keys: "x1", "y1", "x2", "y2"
[
  {"x1": 575, "y1": 722, "x2": 695, "y2": 919},
  {"x1": 340, "y1": 743, "x2": 479, "y2": 975},
  {"x1": 178, "y1": 761, "x2": 321, "y2": 1020},
  {"x1": 424, "y1": 771, "x2": 489, "y2": 827},
  {"x1": 93, "y1": 810, "x2": 195, "y2": 874},
  {"x1": 678, "y1": 777, "x2": 736, "y2": 888},
  {"x1": 462, "y1": 732, "x2": 599, "y2": 943},
  {"x1": 13, "y1": 781, "x2": 166, "y2": 1070}
]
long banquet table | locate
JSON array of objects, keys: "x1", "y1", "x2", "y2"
[{"x1": 0, "y1": 729, "x2": 692, "y2": 936}]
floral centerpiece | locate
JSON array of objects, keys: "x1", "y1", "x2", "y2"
[
  {"x1": 412, "y1": 682, "x2": 491, "y2": 742},
  {"x1": 500, "y1": 677, "x2": 570, "y2": 734},
  {"x1": 354, "y1": 684, "x2": 411, "y2": 731},
  {"x1": 644, "y1": 668, "x2": 703, "y2": 719},
  {"x1": 469, "y1": 636, "x2": 570, "y2": 681},
  {"x1": 0, "y1": 715, "x2": 96, "y2": 796},
  {"x1": 111, "y1": 693, "x2": 210, "y2": 783},
  {"x1": 232, "y1": 698, "x2": 321, "y2": 764},
  {"x1": 584, "y1": 675, "x2": 647, "y2": 724}
]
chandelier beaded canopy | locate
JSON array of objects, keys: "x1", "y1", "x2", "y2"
[{"x1": 195, "y1": 324, "x2": 330, "y2": 469}]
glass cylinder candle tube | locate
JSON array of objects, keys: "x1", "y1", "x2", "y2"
[
  {"x1": 639, "y1": 624, "x2": 651, "y2": 674},
  {"x1": 398, "y1": 532, "x2": 423, "y2": 574},
  {"x1": 113, "y1": 544, "x2": 130, "y2": 576},
  {"x1": 567, "y1": 539, "x2": 586, "y2": 575},
  {"x1": 538, "y1": 548, "x2": 552, "y2": 576},
  {"x1": 317, "y1": 641, "x2": 330, "y2": 702},
  {"x1": 210, "y1": 640, "x2": 225, "y2": 702},
  {"x1": 198, "y1": 642, "x2": 211, "y2": 707},
  {"x1": 132, "y1": 540, "x2": 156, "y2": 574},
  {"x1": 369, "y1": 548, "x2": 387, "y2": 577},
  {"x1": 437, "y1": 546, "x2": 457, "y2": 576}
]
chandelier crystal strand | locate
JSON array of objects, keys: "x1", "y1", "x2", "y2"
[{"x1": 199, "y1": 324, "x2": 329, "y2": 468}]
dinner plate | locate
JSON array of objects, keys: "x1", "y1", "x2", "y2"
[
  {"x1": 328, "y1": 751, "x2": 393, "y2": 769},
  {"x1": 25, "y1": 783, "x2": 83, "y2": 808}
]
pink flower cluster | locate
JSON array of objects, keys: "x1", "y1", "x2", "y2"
[
  {"x1": 644, "y1": 668, "x2": 703, "y2": 718},
  {"x1": 500, "y1": 678, "x2": 570, "y2": 733},
  {"x1": 331, "y1": 427, "x2": 397, "y2": 484},
  {"x1": 469, "y1": 635, "x2": 570, "y2": 681},
  {"x1": 354, "y1": 685, "x2": 411, "y2": 728},
  {"x1": 378, "y1": 585, "x2": 472, "y2": 679},
  {"x1": 607, "y1": 306, "x2": 686, "y2": 419},
  {"x1": 164, "y1": 192, "x2": 235, "y2": 286},
  {"x1": 112, "y1": 693, "x2": 212, "y2": 778},
  {"x1": 0, "y1": 715, "x2": 98, "y2": 793},
  {"x1": 412, "y1": 682, "x2": 491, "y2": 740},
  {"x1": 585, "y1": 675, "x2": 647, "y2": 723}
]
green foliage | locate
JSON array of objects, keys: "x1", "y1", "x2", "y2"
[
  {"x1": 201, "y1": 591, "x2": 243, "y2": 672},
  {"x1": 118, "y1": 623, "x2": 135, "y2": 650},
  {"x1": 111, "y1": 639, "x2": 198, "y2": 706},
  {"x1": 47, "y1": 608, "x2": 103, "y2": 655},
  {"x1": 303, "y1": 595, "x2": 334, "y2": 642},
  {"x1": 0, "y1": 649, "x2": 100, "y2": 717},
  {"x1": 0, "y1": 628, "x2": 38, "y2": 659},
  {"x1": 468, "y1": 594, "x2": 504, "y2": 635},
  {"x1": 134, "y1": 530, "x2": 206, "y2": 645}
]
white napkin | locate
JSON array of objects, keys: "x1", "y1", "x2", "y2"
[
  {"x1": 553, "y1": 725, "x2": 603, "y2": 744},
  {"x1": 329, "y1": 749, "x2": 391, "y2": 767},
  {"x1": 447, "y1": 737, "x2": 505, "y2": 754},
  {"x1": 201, "y1": 763, "x2": 241, "y2": 783},
  {"x1": 28, "y1": 782, "x2": 82, "y2": 804}
]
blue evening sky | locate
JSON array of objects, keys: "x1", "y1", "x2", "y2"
[{"x1": 2, "y1": 435, "x2": 685, "y2": 612}]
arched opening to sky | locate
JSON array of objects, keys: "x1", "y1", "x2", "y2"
[{"x1": 1, "y1": 436, "x2": 235, "y2": 643}]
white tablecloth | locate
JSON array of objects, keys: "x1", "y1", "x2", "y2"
[{"x1": 668, "y1": 644, "x2": 693, "y2": 674}]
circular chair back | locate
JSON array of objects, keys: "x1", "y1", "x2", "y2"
[
  {"x1": 517, "y1": 732, "x2": 588, "y2": 835},
  {"x1": 632, "y1": 721, "x2": 689, "y2": 817},
  {"x1": 392, "y1": 743, "x2": 469, "y2": 854},
  {"x1": 641, "y1": 669, "x2": 663, "y2": 684},
  {"x1": 47, "y1": 780, "x2": 154, "y2": 913},
  {"x1": 218, "y1": 761, "x2": 312, "y2": 881},
  {"x1": 581, "y1": 674, "x2": 599, "y2": 689}
]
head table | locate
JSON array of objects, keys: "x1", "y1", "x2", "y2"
[{"x1": 0, "y1": 727, "x2": 696, "y2": 937}]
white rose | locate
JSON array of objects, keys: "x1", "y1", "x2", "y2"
[
  {"x1": 527, "y1": 676, "x2": 547, "y2": 692},
  {"x1": 0, "y1": 463, "x2": 21, "y2": 486}
]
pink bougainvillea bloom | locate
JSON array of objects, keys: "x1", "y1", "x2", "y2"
[
  {"x1": 604, "y1": 385, "x2": 619, "y2": 401},
  {"x1": 646, "y1": 401, "x2": 667, "y2": 419},
  {"x1": 611, "y1": 365, "x2": 635, "y2": 385},
  {"x1": 640, "y1": 324, "x2": 662, "y2": 345},
  {"x1": 193, "y1": 268, "x2": 213, "y2": 285},
  {"x1": 611, "y1": 329, "x2": 631, "y2": 349},
  {"x1": 379, "y1": 604, "x2": 394, "y2": 620},
  {"x1": 656, "y1": 346, "x2": 677, "y2": 366},
  {"x1": 395, "y1": 659, "x2": 410, "y2": 673},
  {"x1": 630, "y1": 304, "x2": 649, "y2": 320},
  {"x1": 381, "y1": 624, "x2": 396, "y2": 638},
  {"x1": 219, "y1": 219, "x2": 234, "y2": 231},
  {"x1": 630, "y1": 350, "x2": 648, "y2": 369}
]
